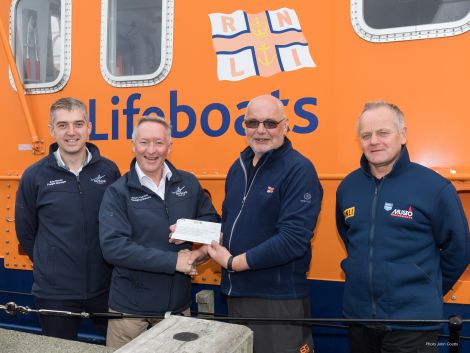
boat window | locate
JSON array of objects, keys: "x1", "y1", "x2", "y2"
[
  {"x1": 11, "y1": 0, "x2": 71, "y2": 93},
  {"x1": 352, "y1": 0, "x2": 470, "y2": 42},
  {"x1": 101, "y1": 0, "x2": 173, "y2": 87}
]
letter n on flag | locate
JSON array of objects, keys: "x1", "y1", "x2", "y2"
[{"x1": 209, "y1": 8, "x2": 316, "y2": 81}]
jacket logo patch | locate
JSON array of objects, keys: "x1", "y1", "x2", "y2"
[
  {"x1": 172, "y1": 186, "x2": 188, "y2": 197},
  {"x1": 300, "y1": 192, "x2": 311, "y2": 203},
  {"x1": 384, "y1": 202, "x2": 393, "y2": 211},
  {"x1": 267, "y1": 186, "x2": 275, "y2": 193},
  {"x1": 91, "y1": 174, "x2": 107, "y2": 185},
  {"x1": 46, "y1": 179, "x2": 66, "y2": 186},
  {"x1": 390, "y1": 206, "x2": 413, "y2": 219},
  {"x1": 343, "y1": 207, "x2": 355, "y2": 220},
  {"x1": 131, "y1": 194, "x2": 152, "y2": 202}
]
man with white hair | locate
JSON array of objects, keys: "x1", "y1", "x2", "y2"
[
  {"x1": 99, "y1": 115, "x2": 218, "y2": 348},
  {"x1": 206, "y1": 94, "x2": 323, "y2": 353},
  {"x1": 336, "y1": 101, "x2": 469, "y2": 352}
]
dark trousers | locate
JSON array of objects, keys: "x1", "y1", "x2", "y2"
[
  {"x1": 34, "y1": 292, "x2": 109, "y2": 340},
  {"x1": 348, "y1": 325, "x2": 439, "y2": 353},
  {"x1": 227, "y1": 296, "x2": 314, "y2": 353}
]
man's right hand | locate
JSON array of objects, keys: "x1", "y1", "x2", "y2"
[{"x1": 176, "y1": 249, "x2": 198, "y2": 275}]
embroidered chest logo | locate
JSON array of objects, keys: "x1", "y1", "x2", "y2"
[
  {"x1": 267, "y1": 186, "x2": 275, "y2": 193},
  {"x1": 130, "y1": 194, "x2": 152, "y2": 202},
  {"x1": 300, "y1": 192, "x2": 312, "y2": 203},
  {"x1": 46, "y1": 179, "x2": 66, "y2": 186},
  {"x1": 343, "y1": 206, "x2": 355, "y2": 220},
  {"x1": 384, "y1": 202, "x2": 393, "y2": 211},
  {"x1": 91, "y1": 174, "x2": 107, "y2": 185},
  {"x1": 172, "y1": 186, "x2": 188, "y2": 197},
  {"x1": 390, "y1": 206, "x2": 414, "y2": 219}
]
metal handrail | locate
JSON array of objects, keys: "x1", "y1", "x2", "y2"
[{"x1": 0, "y1": 14, "x2": 43, "y2": 155}]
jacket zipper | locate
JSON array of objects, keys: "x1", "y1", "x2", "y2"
[
  {"x1": 76, "y1": 173, "x2": 89, "y2": 296},
  {"x1": 369, "y1": 179, "x2": 383, "y2": 317},
  {"x1": 227, "y1": 155, "x2": 266, "y2": 295}
]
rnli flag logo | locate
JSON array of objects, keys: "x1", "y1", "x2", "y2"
[
  {"x1": 267, "y1": 186, "x2": 275, "y2": 193},
  {"x1": 343, "y1": 207, "x2": 355, "y2": 220},
  {"x1": 209, "y1": 8, "x2": 316, "y2": 81}
]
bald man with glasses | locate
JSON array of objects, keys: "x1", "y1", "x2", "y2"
[{"x1": 197, "y1": 94, "x2": 323, "y2": 353}]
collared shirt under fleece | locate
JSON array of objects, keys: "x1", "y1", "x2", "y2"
[
  {"x1": 15, "y1": 142, "x2": 121, "y2": 300},
  {"x1": 220, "y1": 138, "x2": 323, "y2": 299},
  {"x1": 336, "y1": 146, "x2": 469, "y2": 330},
  {"x1": 135, "y1": 160, "x2": 172, "y2": 199},
  {"x1": 99, "y1": 159, "x2": 218, "y2": 315}
]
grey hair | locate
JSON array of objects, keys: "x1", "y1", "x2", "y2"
[
  {"x1": 50, "y1": 97, "x2": 88, "y2": 126},
  {"x1": 357, "y1": 100, "x2": 406, "y2": 134},
  {"x1": 132, "y1": 115, "x2": 172, "y2": 142}
]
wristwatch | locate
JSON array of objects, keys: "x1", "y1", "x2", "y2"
[{"x1": 226, "y1": 255, "x2": 235, "y2": 272}]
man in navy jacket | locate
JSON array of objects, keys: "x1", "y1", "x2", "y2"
[
  {"x1": 15, "y1": 97, "x2": 120, "y2": 340},
  {"x1": 336, "y1": 101, "x2": 469, "y2": 353},
  {"x1": 99, "y1": 116, "x2": 218, "y2": 348},
  {"x1": 206, "y1": 95, "x2": 323, "y2": 353}
]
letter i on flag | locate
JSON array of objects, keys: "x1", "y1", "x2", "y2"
[{"x1": 209, "y1": 8, "x2": 316, "y2": 81}]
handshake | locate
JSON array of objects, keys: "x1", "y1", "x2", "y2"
[
  {"x1": 169, "y1": 223, "x2": 248, "y2": 276},
  {"x1": 175, "y1": 248, "x2": 208, "y2": 276}
]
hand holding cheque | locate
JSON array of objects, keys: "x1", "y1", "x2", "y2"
[
  {"x1": 169, "y1": 219, "x2": 222, "y2": 272},
  {"x1": 170, "y1": 219, "x2": 221, "y2": 245}
]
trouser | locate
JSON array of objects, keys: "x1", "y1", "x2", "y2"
[
  {"x1": 348, "y1": 325, "x2": 439, "y2": 353},
  {"x1": 34, "y1": 292, "x2": 109, "y2": 340},
  {"x1": 106, "y1": 307, "x2": 191, "y2": 348},
  {"x1": 227, "y1": 296, "x2": 314, "y2": 353}
]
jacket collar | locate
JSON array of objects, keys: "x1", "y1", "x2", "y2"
[
  {"x1": 360, "y1": 145, "x2": 410, "y2": 179},
  {"x1": 48, "y1": 142, "x2": 101, "y2": 168}
]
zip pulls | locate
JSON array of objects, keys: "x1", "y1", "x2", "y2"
[
  {"x1": 368, "y1": 177, "x2": 384, "y2": 318},
  {"x1": 226, "y1": 155, "x2": 268, "y2": 296},
  {"x1": 228, "y1": 155, "x2": 267, "y2": 251},
  {"x1": 76, "y1": 175, "x2": 82, "y2": 193}
]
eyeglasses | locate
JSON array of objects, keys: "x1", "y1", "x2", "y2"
[{"x1": 243, "y1": 119, "x2": 285, "y2": 129}]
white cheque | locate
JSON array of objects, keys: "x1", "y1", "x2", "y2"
[{"x1": 171, "y1": 218, "x2": 221, "y2": 245}]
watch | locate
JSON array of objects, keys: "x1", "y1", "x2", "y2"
[{"x1": 226, "y1": 255, "x2": 235, "y2": 272}]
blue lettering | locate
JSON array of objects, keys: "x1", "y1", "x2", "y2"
[
  {"x1": 89, "y1": 99, "x2": 108, "y2": 140},
  {"x1": 170, "y1": 90, "x2": 196, "y2": 138},
  {"x1": 143, "y1": 106, "x2": 165, "y2": 118},
  {"x1": 123, "y1": 93, "x2": 141, "y2": 139},
  {"x1": 235, "y1": 100, "x2": 248, "y2": 136},
  {"x1": 271, "y1": 89, "x2": 289, "y2": 107},
  {"x1": 88, "y1": 90, "x2": 319, "y2": 141},
  {"x1": 293, "y1": 97, "x2": 318, "y2": 133},
  {"x1": 201, "y1": 103, "x2": 230, "y2": 137},
  {"x1": 111, "y1": 96, "x2": 119, "y2": 140}
]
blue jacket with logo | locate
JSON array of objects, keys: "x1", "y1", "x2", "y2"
[
  {"x1": 221, "y1": 139, "x2": 323, "y2": 299},
  {"x1": 15, "y1": 143, "x2": 120, "y2": 299},
  {"x1": 99, "y1": 159, "x2": 218, "y2": 315},
  {"x1": 336, "y1": 147, "x2": 469, "y2": 329}
]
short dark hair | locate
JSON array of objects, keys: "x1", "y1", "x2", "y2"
[{"x1": 50, "y1": 97, "x2": 88, "y2": 126}]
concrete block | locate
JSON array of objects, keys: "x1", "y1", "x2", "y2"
[
  {"x1": 116, "y1": 315, "x2": 253, "y2": 353},
  {"x1": 195, "y1": 289, "x2": 214, "y2": 314}
]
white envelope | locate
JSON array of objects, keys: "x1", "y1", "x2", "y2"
[{"x1": 171, "y1": 218, "x2": 221, "y2": 245}]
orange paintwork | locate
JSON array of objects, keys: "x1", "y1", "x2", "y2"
[{"x1": 1, "y1": 1, "x2": 470, "y2": 303}]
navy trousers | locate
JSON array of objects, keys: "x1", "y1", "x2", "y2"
[
  {"x1": 348, "y1": 325, "x2": 439, "y2": 353},
  {"x1": 34, "y1": 292, "x2": 109, "y2": 340}
]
